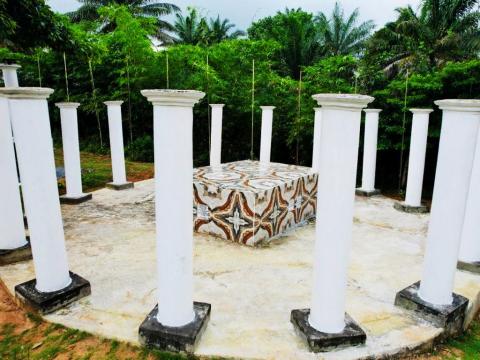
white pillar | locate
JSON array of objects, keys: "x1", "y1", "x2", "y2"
[
  {"x1": 57, "y1": 103, "x2": 85, "y2": 198},
  {"x1": 359, "y1": 109, "x2": 381, "y2": 192},
  {"x1": 260, "y1": 106, "x2": 275, "y2": 163},
  {"x1": 419, "y1": 100, "x2": 480, "y2": 305},
  {"x1": 311, "y1": 107, "x2": 322, "y2": 172},
  {"x1": 404, "y1": 109, "x2": 433, "y2": 207},
  {"x1": 105, "y1": 101, "x2": 128, "y2": 185},
  {"x1": 0, "y1": 87, "x2": 71, "y2": 292},
  {"x1": 309, "y1": 94, "x2": 373, "y2": 333},
  {"x1": 459, "y1": 127, "x2": 480, "y2": 263},
  {"x1": 0, "y1": 64, "x2": 21, "y2": 87},
  {"x1": 209, "y1": 104, "x2": 224, "y2": 167},
  {"x1": 141, "y1": 89, "x2": 205, "y2": 327},
  {"x1": 0, "y1": 96, "x2": 27, "y2": 250}
]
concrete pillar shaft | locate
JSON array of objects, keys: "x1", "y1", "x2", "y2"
[
  {"x1": 142, "y1": 89, "x2": 205, "y2": 327},
  {"x1": 57, "y1": 103, "x2": 84, "y2": 197},
  {"x1": 420, "y1": 100, "x2": 480, "y2": 305},
  {"x1": 360, "y1": 109, "x2": 381, "y2": 191},
  {"x1": 405, "y1": 109, "x2": 432, "y2": 207},
  {"x1": 105, "y1": 101, "x2": 127, "y2": 185},
  {"x1": 260, "y1": 106, "x2": 275, "y2": 163},
  {"x1": 311, "y1": 108, "x2": 322, "y2": 172},
  {"x1": 459, "y1": 128, "x2": 480, "y2": 263},
  {"x1": 0, "y1": 97, "x2": 27, "y2": 250},
  {"x1": 0, "y1": 64, "x2": 21, "y2": 87},
  {"x1": 1, "y1": 88, "x2": 71, "y2": 293},
  {"x1": 210, "y1": 104, "x2": 224, "y2": 167},
  {"x1": 309, "y1": 94, "x2": 373, "y2": 333}
]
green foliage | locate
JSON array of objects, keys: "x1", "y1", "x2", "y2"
[
  {"x1": 2, "y1": 0, "x2": 480, "y2": 190},
  {"x1": 303, "y1": 55, "x2": 357, "y2": 93},
  {"x1": 68, "y1": 0, "x2": 179, "y2": 43},
  {"x1": 174, "y1": 7, "x2": 245, "y2": 46},
  {"x1": 0, "y1": 0, "x2": 71, "y2": 52},
  {"x1": 248, "y1": 8, "x2": 321, "y2": 79},
  {"x1": 315, "y1": 2, "x2": 375, "y2": 56}
]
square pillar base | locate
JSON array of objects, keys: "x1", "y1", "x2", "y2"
[
  {"x1": 355, "y1": 188, "x2": 381, "y2": 197},
  {"x1": 139, "y1": 302, "x2": 211, "y2": 353},
  {"x1": 394, "y1": 281, "x2": 468, "y2": 337},
  {"x1": 0, "y1": 238, "x2": 32, "y2": 266},
  {"x1": 393, "y1": 201, "x2": 429, "y2": 214},
  {"x1": 106, "y1": 182, "x2": 134, "y2": 191},
  {"x1": 60, "y1": 193, "x2": 93, "y2": 205},
  {"x1": 290, "y1": 309, "x2": 366, "y2": 352},
  {"x1": 457, "y1": 260, "x2": 480, "y2": 274},
  {"x1": 15, "y1": 272, "x2": 91, "y2": 315}
]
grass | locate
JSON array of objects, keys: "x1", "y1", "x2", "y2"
[
  {"x1": 0, "y1": 320, "x2": 190, "y2": 360},
  {"x1": 54, "y1": 149, "x2": 154, "y2": 193}
]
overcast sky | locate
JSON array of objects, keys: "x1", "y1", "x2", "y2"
[{"x1": 47, "y1": 0, "x2": 422, "y2": 31}]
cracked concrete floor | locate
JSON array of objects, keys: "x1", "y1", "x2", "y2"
[{"x1": 1, "y1": 178, "x2": 480, "y2": 360}]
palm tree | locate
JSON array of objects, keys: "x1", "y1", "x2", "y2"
[
  {"x1": 206, "y1": 16, "x2": 245, "y2": 44},
  {"x1": 248, "y1": 8, "x2": 322, "y2": 79},
  {"x1": 68, "y1": 0, "x2": 179, "y2": 43},
  {"x1": 316, "y1": 2, "x2": 375, "y2": 56},
  {"x1": 173, "y1": 7, "x2": 209, "y2": 45},
  {"x1": 367, "y1": 0, "x2": 480, "y2": 74}
]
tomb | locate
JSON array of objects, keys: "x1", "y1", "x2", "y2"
[{"x1": 193, "y1": 160, "x2": 317, "y2": 246}]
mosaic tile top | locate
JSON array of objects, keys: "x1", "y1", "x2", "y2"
[
  {"x1": 193, "y1": 160, "x2": 318, "y2": 246},
  {"x1": 194, "y1": 160, "x2": 314, "y2": 194}
]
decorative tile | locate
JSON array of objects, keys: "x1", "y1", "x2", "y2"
[{"x1": 193, "y1": 160, "x2": 318, "y2": 246}]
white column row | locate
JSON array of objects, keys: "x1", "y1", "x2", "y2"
[
  {"x1": 309, "y1": 94, "x2": 373, "y2": 332},
  {"x1": 0, "y1": 88, "x2": 72, "y2": 292},
  {"x1": 0, "y1": 64, "x2": 27, "y2": 253},
  {"x1": 419, "y1": 100, "x2": 480, "y2": 304}
]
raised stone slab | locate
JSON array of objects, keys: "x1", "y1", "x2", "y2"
[
  {"x1": 106, "y1": 182, "x2": 134, "y2": 191},
  {"x1": 355, "y1": 188, "x2": 381, "y2": 197},
  {"x1": 0, "y1": 238, "x2": 32, "y2": 266},
  {"x1": 457, "y1": 260, "x2": 480, "y2": 274},
  {"x1": 291, "y1": 309, "x2": 366, "y2": 352},
  {"x1": 394, "y1": 201, "x2": 429, "y2": 214},
  {"x1": 15, "y1": 272, "x2": 91, "y2": 315},
  {"x1": 395, "y1": 281, "x2": 468, "y2": 338},
  {"x1": 60, "y1": 193, "x2": 93, "y2": 205},
  {"x1": 193, "y1": 160, "x2": 317, "y2": 246},
  {"x1": 139, "y1": 302, "x2": 211, "y2": 353}
]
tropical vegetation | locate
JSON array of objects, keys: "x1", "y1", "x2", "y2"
[{"x1": 0, "y1": 0, "x2": 479, "y2": 194}]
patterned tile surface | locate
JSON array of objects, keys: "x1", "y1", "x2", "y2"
[{"x1": 193, "y1": 160, "x2": 318, "y2": 246}]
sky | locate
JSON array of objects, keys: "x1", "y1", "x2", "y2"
[{"x1": 47, "y1": 0, "x2": 422, "y2": 31}]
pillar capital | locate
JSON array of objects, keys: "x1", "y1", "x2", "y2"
[
  {"x1": 260, "y1": 106, "x2": 275, "y2": 111},
  {"x1": 312, "y1": 94, "x2": 373, "y2": 111},
  {"x1": 0, "y1": 87, "x2": 53, "y2": 100},
  {"x1": 104, "y1": 100, "x2": 124, "y2": 107},
  {"x1": 434, "y1": 99, "x2": 480, "y2": 112},
  {"x1": 314, "y1": 107, "x2": 322, "y2": 112},
  {"x1": 141, "y1": 89, "x2": 205, "y2": 107},
  {"x1": 56, "y1": 102, "x2": 80, "y2": 109},
  {"x1": 364, "y1": 108, "x2": 382, "y2": 114},
  {"x1": 0, "y1": 64, "x2": 21, "y2": 71},
  {"x1": 210, "y1": 103, "x2": 224, "y2": 108},
  {"x1": 410, "y1": 108, "x2": 433, "y2": 114}
]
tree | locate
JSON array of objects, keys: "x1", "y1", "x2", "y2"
[
  {"x1": 315, "y1": 2, "x2": 375, "y2": 56},
  {"x1": 248, "y1": 8, "x2": 322, "y2": 79},
  {"x1": 365, "y1": 0, "x2": 480, "y2": 75},
  {"x1": 0, "y1": 0, "x2": 71, "y2": 51},
  {"x1": 173, "y1": 7, "x2": 209, "y2": 45},
  {"x1": 68, "y1": 0, "x2": 179, "y2": 43},
  {"x1": 206, "y1": 16, "x2": 245, "y2": 44}
]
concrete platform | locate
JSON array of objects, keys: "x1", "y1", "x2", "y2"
[{"x1": 1, "y1": 179, "x2": 480, "y2": 359}]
